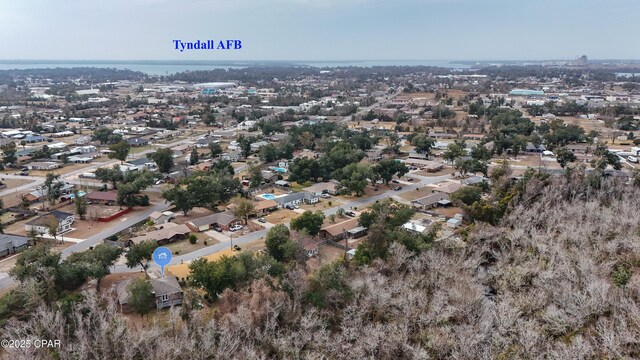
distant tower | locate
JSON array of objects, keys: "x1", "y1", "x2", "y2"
[{"x1": 576, "y1": 55, "x2": 588, "y2": 66}]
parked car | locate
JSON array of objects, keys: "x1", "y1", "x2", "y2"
[
  {"x1": 406, "y1": 178, "x2": 414, "y2": 182},
  {"x1": 257, "y1": 217, "x2": 266, "y2": 223},
  {"x1": 212, "y1": 225, "x2": 222, "y2": 232},
  {"x1": 394, "y1": 186, "x2": 402, "y2": 191},
  {"x1": 229, "y1": 224, "x2": 243, "y2": 231},
  {"x1": 293, "y1": 204, "x2": 300, "y2": 209},
  {"x1": 345, "y1": 211, "x2": 356, "y2": 217},
  {"x1": 19, "y1": 171, "x2": 29, "y2": 176},
  {"x1": 320, "y1": 193, "x2": 331, "y2": 198},
  {"x1": 285, "y1": 205, "x2": 295, "y2": 210},
  {"x1": 628, "y1": 155, "x2": 638, "y2": 163},
  {"x1": 391, "y1": 179, "x2": 400, "y2": 184},
  {"x1": 20, "y1": 167, "x2": 28, "y2": 172}
]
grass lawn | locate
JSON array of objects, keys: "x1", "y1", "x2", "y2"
[{"x1": 165, "y1": 233, "x2": 219, "y2": 256}]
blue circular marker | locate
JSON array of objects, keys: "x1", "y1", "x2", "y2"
[{"x1": 153, "y1": 247, "x2": 172, "y2": 277}]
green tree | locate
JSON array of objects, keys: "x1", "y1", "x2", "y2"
[
  {"x1": 44, "y1": 173, "x2": 64, "y2": 205},
  {"x1": 108, "y1": 140, "x2": 131, "y2": 163},
  {"x1": 333, "y1": 163, "x2": 372, "y2": 196},
  {"x1": 443, "y1": 140, "x2": 467, "y2": 163},
  {"x1": 290, "y1": 210, "x2": 325, "y2": 236},
  {"x1": 189, "y1": 147, "x2": 199, "y2": 165},
  {"x1": 66, "y1": 244, "x2": 121, "y2": 291},
  {"x1": 95, "y1": 165, "x2": 124, "y2": 189},
  {"x1": 555, "y1": 147, "x2": 577, "y2": 168},
  {"x1": 208, "y1": 142, "x2": 222, "y2": 158},
  {"x1": 74, "y1": 190, "x2": 88, "y2": 220},
  {"x1": 125, "y1": 240, "x2": 158, "y2": 277},
  {"x1": 149, "y1": 148, "x2": 174, "y2": 173},
  {"x1": 231, "y1": 197, "x2": 254, "y2": 224},
  {"x1": 248, "y1": 165, "x2": 263, "y2": 189},
  {"x1": 411, "y1": 134, "x2": 436, "y2": 155},
  {"x1": 162, "y1": 185, "x2": 194, "y2": 216},
  {"x1": 450, "y1": 186, "x2": 483, "y2": 206},
  {"x1": 127, "y1": 278, "x2": 155, "y2": 318},
  {"x1": 373, "y1": 158, "x2": 409, "y2": 185},
  {"x1": 1, "y1": 142, "x2": 17, "y2": 166},
  {"x1": 265, "y1": 224, "x2": 292, "y2": 262}
]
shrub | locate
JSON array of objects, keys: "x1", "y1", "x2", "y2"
[{"x1": 189, "y1": 234, "x2": 197, "y2": 244}]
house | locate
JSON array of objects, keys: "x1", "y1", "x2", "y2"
[
  {"x1": 116, "y1": 276, "x2": 183, "y2": 310},
  {"x1": 127, "y1": 137, "x2": 149, "y2": 147},
  {"x1": 410, "y1": 193, "x2": 451, "y2": 209},
  {"x1": 432, "y1": 182, "x2": 465, "y2": 195},
  {"x1": 320, "y1": 218, "x2": 364, "y2": 241},
  {"x1": 26, "y1": 162, "x2": 60, "y2": 171},
  {"x1": 273, "y1": 191, "x2": 319, "y2": 208},
  {"x1": 186, "y1": 211, "x2": 241, "y2": 232},
  {"x1": 221, "y1": 150, "x2": 242, "y2": 162},
  {"x1": 25, "y1": 210, "x2": 75, "y2": 235},
  {"x1": 24, "y1": 183, "x2": 75, "y2": 203},
  {"x1": 402, "y1": 221, "x2": 428, "y2": 234},
  {"x1": 301, "y1": 237, "x2": 320, "y2": 257},
  {"x1": 129, "y1": 223, "x2": 191, "y2": 245},
  {"x1": 447, "y1": 218, "x2": 462, "y2": 228},
  {"x1": 250, "y1": 141, "x2": 269, "y2": 152},
  {"x1": 0, "y1": 234, "x2": 30, "y2": 257},
  {"x1": 403, "y1": 159, "x2": 444, "y2": 172},
  {"x1": 68, "y1": 155, "x2": 93, "y2": 164},
  {"x1": 253, "y1": 199, "x2": 278, "y2": 216},
  {"x1": 149, "y1": 211, "x2": 174, "y2": 225},
  {"x1": 274, "y1": 180, "x2": 290, "y2": 187},
  {"x1": 303, "y1": 181, "x2": 341, "y2": 196},
  {"x1": 87, "y1": 190, "x2": 118, "y2": 205},
  {"x1": 128, "y1": 157, "x2": 157, "y2": 170}
]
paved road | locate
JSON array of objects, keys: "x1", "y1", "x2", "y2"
[{"x1": 153, "y1": 173, "x2": 451, "y2": 268}]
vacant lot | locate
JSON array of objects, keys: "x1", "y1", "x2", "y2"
[
  {"x1": 165, "y1": 233, "x2": 220, "y2": 256},
  {"x1": 265, "y1": 209, "x2": 299, "y2": 224},
  {"x1": 399, "y1": 186, "x2": 436, "y2": 201}
]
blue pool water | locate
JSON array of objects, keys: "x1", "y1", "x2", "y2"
[
  {"x1": 259, "y1": 193, "x2": 277, "y2": 200},
  {"x1": 272, "y1": 167, "x2": 287, "y2": 173}
]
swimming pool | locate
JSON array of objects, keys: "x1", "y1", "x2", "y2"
[
  {"x1": 272, "y1": 167, "x2": 287, "y2": 173},
  {"x1": 259, "y1": 193, "x2": 277, "y2": 200}
]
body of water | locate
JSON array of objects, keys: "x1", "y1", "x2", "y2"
[{"x1": 0, "y1": 60, "x2": 471, "y2": 75}]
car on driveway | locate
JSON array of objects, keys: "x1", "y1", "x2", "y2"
[
  {"x1": 320, "y1": 193, "x2": 331, "y2": 198},
  {"x1": 391, "y1": 179, "x2": 400, "y2": 183},
  {"x1": 229, "y1": 224, "x2": 243, "y2": 231},
  {"x1": 394, "y1": 186, "x2": 402, "y2": 191},
  {"x1": 345, "y1": 211, "x2": 356, "y2": 217},
  {"x1": 212, "y1": 225, "x2": 222, "y2": 232},
  {"x1": 257, "y1": 217, "x2": 266, "y2": 223}
]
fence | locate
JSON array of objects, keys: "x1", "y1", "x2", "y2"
[{"x1": 97, "y1": 208, "x2": 131, "y2": 222}]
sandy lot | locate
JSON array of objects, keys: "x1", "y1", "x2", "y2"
[
  {"x1": 265, "y1": 209, "x2": 299, "y2": 225},
  {"x1": 399, "y1": 186, "x2": 437, "y2": 201}
]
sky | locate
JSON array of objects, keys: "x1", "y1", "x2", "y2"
[{"x1": 0, "y1": 0, "x2": 638, "y2": 61}]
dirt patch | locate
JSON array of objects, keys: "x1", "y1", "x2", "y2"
[
  {"x1": 167, "y1": 239, "x2": 265, "y2": 279},
  {"x1": 265, "y1": 209, "x2": 299, "y2": 225},
  {"x1": 432, "y1": 206, "x2": 464, "y2": 218},
  {"x1": 399, "y1": 186, "x2": 437, "y2": 201},
  {"x1": 165, "y1": 233, "x2": 219, "y2": 256},
  {"x1": 414, "y1": 167, "x2": 456, "y2": 177},
  {"x1": 171, "y1": 207, "x2": 215, "y2": 225}
]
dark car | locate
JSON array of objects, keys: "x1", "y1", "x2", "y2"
[
  {"x1": 391, "y1": 179, "x2": 400, "y2": 183},
  {"x1": 345, "y1": 211, "x2": 356, "y2": 217},
  {"x1": 257, "y1": 217, "x2": 266, "y2": 223},
  {"x1": 212, "y1": 225, "x2": 222, "y2": 232},
  {"x1": 394, "y1": 186, "x2": 402, "y2": 191},
  {"x1": 19, "y1": 171, "x2": 29, "y2": 176}
]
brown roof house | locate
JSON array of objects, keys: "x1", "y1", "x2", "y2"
[
  {"x1": 320, "y1": 218, "x2": 367, "y2": 242},
  {"x1": 410, "y1": 193, "x2": 451, "y2": 209},
  {"x1": 186, "y1": 211, "x2": 241, "y2": 232},
  {"x1": 129, "y1": 222, "x2": 190, "y2": 246},
  {"x1": 87, "y1": 190, "x2": 118, "y2": 205},
  {"x1": 116, "y1": 276, "x2": 183, "y2": 310},
  {"x1": 253, "y1": 199, "x2": 278, "y2": 216}
]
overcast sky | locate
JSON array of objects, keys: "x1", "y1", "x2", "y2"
[{"x1": 1, "y1": 0, "x2": 638, "y2": 61}]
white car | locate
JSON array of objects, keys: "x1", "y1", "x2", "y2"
[
  {"x1": 628, "y1": 155, "x2": 638, "y2": 164},
  {"x1": 320, "y1": 193, "x2": 331, "y2": 198},
  {"x1": 229, "y1": 225, "x2": 243, "y2": 231}
]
